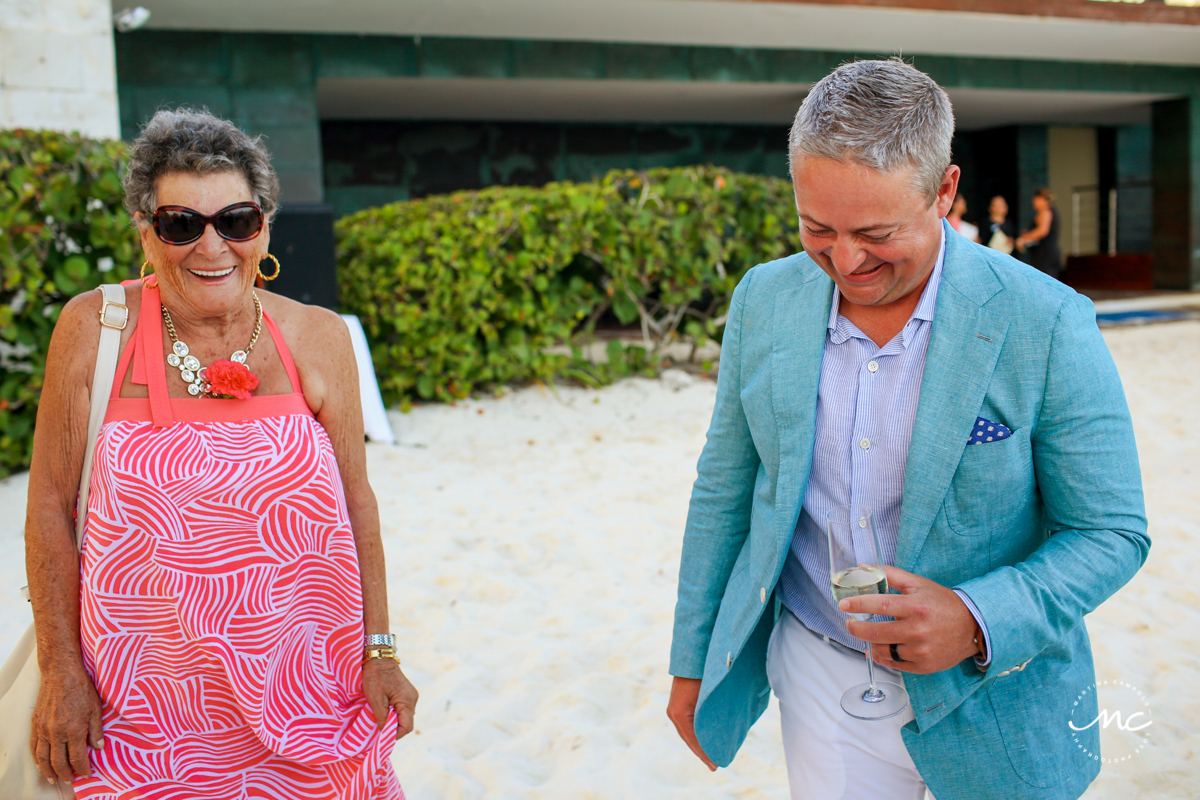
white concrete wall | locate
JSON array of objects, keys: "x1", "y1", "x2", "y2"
[{"x1": 0, "y1": 0, "x2": 120, "y2": 138}]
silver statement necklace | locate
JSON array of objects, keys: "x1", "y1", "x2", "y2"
[{"x1": 161, "y1": 292, "x2": 263, "y2": 396}]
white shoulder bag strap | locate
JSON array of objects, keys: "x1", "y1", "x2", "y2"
[
  {"x1": 76, "y1": 283, "x2": 128, "y2": 547},
  {"x1": 0, "y1": 283, "x2": 126, "y2": 799}
]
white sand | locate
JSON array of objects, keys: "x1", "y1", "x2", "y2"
[{"x1": 2, "y1": 322, "x2": 1196, "y2": 798}]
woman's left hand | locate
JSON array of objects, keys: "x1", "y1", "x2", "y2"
[{"x1": 363, "y1": 658, "x2": 419, "y2": 739}]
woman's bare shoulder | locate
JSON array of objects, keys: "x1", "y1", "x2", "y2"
[
  {"x1": 44, "y1": 283, "x2": 138, "y2": 393},
  {"x1": 258, "y1": 291, "x2": 353, "y2": 365},
  {"x1": 55, "y1": 288, "x2": 111, "y2": 364},
  {"x1": 61, "y1": 281, "x2": 145, "y2": 322}
]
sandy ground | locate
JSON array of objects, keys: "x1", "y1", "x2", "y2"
[{"x1": 1, "y1": 321, "x2": 1196, "y2": 799}]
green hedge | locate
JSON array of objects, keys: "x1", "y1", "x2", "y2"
[
  {"x1": 337, "y1": 165, "x2": 801, "y2": 406},
  {"x1": 0, "y1": 129, "x2": 139, "y2": 478}
]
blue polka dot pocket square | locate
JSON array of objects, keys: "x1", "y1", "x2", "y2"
[{"x1": 968, "y1": 417, "x2": 1012, "y2": 445}]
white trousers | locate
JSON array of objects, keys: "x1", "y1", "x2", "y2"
[{"x1": 766, "y1": 608, "x2": 932, "y2": 800}]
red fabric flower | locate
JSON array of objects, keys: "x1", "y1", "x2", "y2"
[{"x1": 205, "y1": 359, "x2": 260, "y2": 400}]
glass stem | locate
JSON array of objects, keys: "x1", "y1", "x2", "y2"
[{"x1": 862, "y1": 641, "x2": 885, "y2": 702}]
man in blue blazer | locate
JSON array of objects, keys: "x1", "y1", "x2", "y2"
[{"x1": 667, "y1": 59, "x2": 1148, "y2": 799}]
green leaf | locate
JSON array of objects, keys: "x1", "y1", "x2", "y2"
[{"x1": 64, "y1": 255, "x2": 90, "y2": 281}]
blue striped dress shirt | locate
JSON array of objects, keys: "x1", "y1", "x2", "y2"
[{"x1": 778, "y1": 229, "x2": 992, "y2": 665}]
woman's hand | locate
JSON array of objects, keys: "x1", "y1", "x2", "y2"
[
  {"x1": 362, "y1": 658, "x2": 419, "y2": 739},
  {"x1": 30, "y1": 664, "x2": 104, "y2": 785}
]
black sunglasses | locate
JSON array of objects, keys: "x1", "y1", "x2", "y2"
[{"x1": 151, "y1": 202, "x2": 265, "y2": 245}]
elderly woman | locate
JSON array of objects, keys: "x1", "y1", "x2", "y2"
[{"x1": 24, "y1": 109, "x2": 416, "y2": 797}]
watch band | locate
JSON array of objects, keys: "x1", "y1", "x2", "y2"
[{"x1": 365, "y1": 634, "x2": 395, "y2": 648}]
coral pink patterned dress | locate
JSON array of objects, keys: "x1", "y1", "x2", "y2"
[{"x1": 75, "y1": 283, "x2": 404, "y2": 800}]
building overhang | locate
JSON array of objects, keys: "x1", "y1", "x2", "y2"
[
  {"x1": 316, "y1": 76, "x2": 1174, "y2": 130},
  {"x1": 135, "y1": 0, "x2": 1200, "y2": 67}
]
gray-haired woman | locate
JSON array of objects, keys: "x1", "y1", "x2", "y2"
[{"x1": 24, "y1": 108, "x2": 415, "y2": 797}]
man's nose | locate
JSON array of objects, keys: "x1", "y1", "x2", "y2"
[{"x1": 829, "y1": 237, "x2": 867, "y2": 275}]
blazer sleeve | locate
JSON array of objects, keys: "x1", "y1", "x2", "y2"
[
  {"x1": 669, "y1": 270, "x2": 763, "y2": 679},
  {"x1": 954, "y1": 292, "x2": 1150, "y2": 674}
]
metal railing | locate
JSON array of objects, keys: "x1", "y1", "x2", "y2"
[
  {"x1": 1070, "y1": 186, "x2": 1103, "y2": 256},
  {"x1": 1070, "y1": 181, "x2": 1152, "y2": 257}
]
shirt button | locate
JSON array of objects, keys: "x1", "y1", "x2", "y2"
[
  {"x1": 859, "y1": 438, "x2": 871, "y2": 450},
  {"x1": 867, "y1": 360, "x2": 879, "y2": 373}
]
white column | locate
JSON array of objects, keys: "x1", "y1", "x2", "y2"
[{"x1": 0, "y1": 0, "x2": 120, "y2": 138}]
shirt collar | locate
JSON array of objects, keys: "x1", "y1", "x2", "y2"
[{"x1": 826, "y1": 225, "x2": 947, "y2": 346}]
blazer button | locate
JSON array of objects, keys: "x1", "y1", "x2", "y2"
[
  {"x1": 760, "y1": 587, "x2": 767, "y2": 604},
  {"x1": 726, "y1": 652, "x2": 732, "y2": 668}
]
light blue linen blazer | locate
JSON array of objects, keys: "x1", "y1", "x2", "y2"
[{"x1": 670, "y1": 223, "x2": 1149, "y2": 799}]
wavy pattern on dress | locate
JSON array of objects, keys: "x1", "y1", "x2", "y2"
[{"x1": 75, "y1": 414, "x2": 403, "y2": 800}]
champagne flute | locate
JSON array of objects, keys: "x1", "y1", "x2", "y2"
[{"x1": 827, "y1": 503, "x2": 909, "y2": 720}]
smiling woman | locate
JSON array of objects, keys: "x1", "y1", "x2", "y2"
[{"x1": 21, "y1": 109, "x2": 416, "y2": 799}]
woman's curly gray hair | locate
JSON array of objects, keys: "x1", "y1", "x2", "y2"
[{"x1": 122, "y1": 108, "x2": 280, "y2": 223}]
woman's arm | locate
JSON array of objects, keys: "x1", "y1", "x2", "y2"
[
  {"x1": 25, "y1": 290, "x2": 107, "y2": 785},
  {"x1": 295, "y1": 306, "x2": 418, "y2": 739},
  {"x1": 1017, "y1": 207, "x2": 1053, "y2": 248}
]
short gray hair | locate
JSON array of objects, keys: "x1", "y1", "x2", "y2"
[
  {"x1": 122, "y1": 108, "x2": 281, "y2": 223},
  {"x1": 788, "y1": 59, "x2": 954, "y2": 204}
]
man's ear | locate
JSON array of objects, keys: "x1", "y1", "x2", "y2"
[{"x1": 933, "y1": 165, "x2": 960, "y2": 219}]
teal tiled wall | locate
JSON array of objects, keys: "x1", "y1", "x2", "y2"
[
  {"x1": 1152, "y1": 97, "x2": 1200, "y2": 290},
  {"x1": 1016, "y1": 125, "x2": 1050, "y2": 234},
  {"x1": 1116, "y1": 124, "x2": 1153, "y2": 253},
  {"x1": 321, "y1": 120, "x2": 791, "y2": 218},
  {"x1": 116, "y1": 32, "x2": 323, "y2": 203}
]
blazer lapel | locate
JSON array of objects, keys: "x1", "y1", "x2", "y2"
[
  {"x1": 894, "y1": 229, "x2": 1009, "y2": 570},
  {"x1": 771, "y1": 264, "x2": 835, "y2": 558}
]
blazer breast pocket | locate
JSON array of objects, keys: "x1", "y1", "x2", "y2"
[{"x1": 943, "y1": 427, "x2": 1034, "y2": 537}]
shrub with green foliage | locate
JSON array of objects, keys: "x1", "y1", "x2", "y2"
[
  {"x1": 0, "y1": 129, "x2": 139, "y2": 478},
  {"x1": 337, "y1": 181, "x2": 608, "y2": 405},
  {"x1": 337, "y1": 165, "x2": 801, "y2": 406}
]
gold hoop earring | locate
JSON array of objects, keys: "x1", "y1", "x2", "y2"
[
  {"x1": 140, "y1": 260, "x2": 155, "y2": 288},
  {"x1": 257, "y1": 253, "x2": 281, "y2": 281}
]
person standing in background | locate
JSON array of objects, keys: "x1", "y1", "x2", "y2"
[
  {"x1": 946, "y1": 193, "x2": 979, "y2": 243},
  {"x1": 1017, "y1": 188, "x2": 1062, "y2": 278},
  {"x1": 985, "y1": 195, "x2": 1015, "y2": 254}
]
